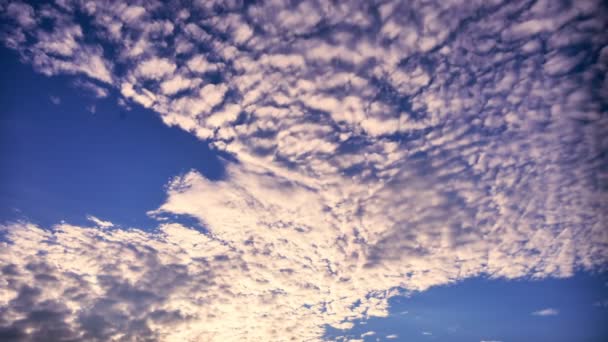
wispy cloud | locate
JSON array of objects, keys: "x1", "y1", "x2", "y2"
[
  {"x1": 593, "y1": 299, "x2": 608, "y2": 308},
  {"x1": 361, "y1": 331, "x2": 375, "y2": 337},
  {"x1": 73, "y1": 79, "x2": 109, "y2": 98},
  {"x1": 86, "y1": 215, "x2": 113, "y2": 228},
  {"x1": 532, "y1": 308, "x2": 559, "y2": 316}
]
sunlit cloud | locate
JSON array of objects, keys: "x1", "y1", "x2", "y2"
[
  {"x1": 86, "y1": 215, "x2": 113, "y2": 229},
  {"x1": 361, "y1": 331, "x2": 375, "y2": 338},
  {"x1": 0, "y1": 0, "x2": 607, "y2": 340}
]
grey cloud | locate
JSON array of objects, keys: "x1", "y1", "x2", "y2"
[
  {"x1": 5, "y1": 2, "x2": 36, "y2": 29},
  {"x1": 0, "y1": 222, "x2": 232, "y2": 341}
]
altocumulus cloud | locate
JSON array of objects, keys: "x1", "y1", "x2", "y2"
[{"x1": 1, "y1": 0, "x2": 607, "y2": 341}]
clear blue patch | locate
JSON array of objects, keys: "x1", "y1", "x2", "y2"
[
  {"x1": 324, "y1": 273, "x2": 608, "y2": 341},
  {"x1": 0, "y1": 48, "x2": 226, "y2": 230}
]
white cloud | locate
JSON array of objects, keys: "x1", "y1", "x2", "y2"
[
  {"x1": 86, "y1": 215, "x2": 113, "y2": 228},
  {"x1": 1, "y1": 0, "x2": 607, "y2": 340},
  {"x1": 187, "y1": 55, "x2": 217, "y2": 73},
  {"x1": 121, "y1": 5, "x2": 146, "y2": 24},
  {"x1": 160, "y1": 75, "x2": 196, "y2": 95},
  {"x1": 136, "y1": 57, "x2": 176, "y2": 80},
  {"x1": 0, "y1": 221, "x2": 326, "y2": 341},
  {"x1": 532, "y1": 308, "x2": 559, "y2": 316},
  {"x1": 361, "y1": 330, "x2": 375, "y2": 337},
  {"x1": 120, "y1": 82, "x2": 156, "y2": 108},
  {"x1": 35, "y1": 24, "x2": 82, "y2": 57},
  {"x1": 198, "y1": 83, "x2": 227, "y2": 109},
  {"x1": 386, "y1": 335, "x2": 398, "y2": 339}
]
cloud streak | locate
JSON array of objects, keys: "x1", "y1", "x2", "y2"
[{"x1": 532, "y1": 308, "x2": 559, "y2": 316}]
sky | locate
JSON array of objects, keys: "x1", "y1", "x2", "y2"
[{"x1": 0, "y1": 0, "x2": 607, "y2": 341}]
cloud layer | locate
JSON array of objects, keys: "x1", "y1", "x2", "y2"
[{"x1": 1, "y1": 0, "x2": 607, "y2": 340}]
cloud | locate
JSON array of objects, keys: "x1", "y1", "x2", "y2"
[
  {"x1": 121, "y1": 5, "x2": 146, "y2": 24},
  {"x1": 532, "y1": 308, "x2": 560, "y2": 316},
  {"x1": 73, "y1": 80, "x2": 109, "y2": 98},
  {"x1": 593, "y1": 299, "x2": 608, "y2": 308},
  {"x1": 136, "y1": 57, "x2": 176, "y2": 80},
  {"x1": 86, "y1": 215, "x2": 113, "y2": 229},
  {"x1": 422, "y1": 331, "x2": 432, "y2": 335},
  {"x1": 1, "y1": 0, "x2": 607, "y2": 340},
  {"x1": 361, "y1": 330, "x2": 375, "y2": 337},
  {"x1": 0, "y1": 221, "x2": 329, "y2": 340},
  {"x1": 5, "y1": 2, "x2": 36, "y2": 29},
  {"x1": 186, "y1": 55, "x2": 219, "y2": 74},
  {"x1": 480, "y1": 340, "x2": 503, "y2": 342},
  {"x1": 386, "y1": 335, "x2": 398, "y2": 339},
  {"x1": 160, "y1": 75, "x2": 197, "y2": 95},
  {"x1": 49, "y1": 95, "x2": 60, "y2": 105}
]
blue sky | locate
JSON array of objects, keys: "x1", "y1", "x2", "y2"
[
  {"x1": 1, "y1": 0, "x2": 607, "y2": 341},
  {"x1": 1, "y1": 47, "x2": 225, "y2": 229},
  {"x1": 325, "y1": 274, "x2": 608, "y2": 341}
]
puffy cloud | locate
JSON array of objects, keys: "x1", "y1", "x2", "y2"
[
  {"x1": 186, "y1": 55, "x2": 217, "y2": 73},
  {"x1": 1, "y1": 0, "x2": 607, "y2": 340},
  {"x1": 0, "y1": 221, "x2": 333, "y2": 341},
  {"x1": 136, "y1": 57, "x2": 176, "y2": 80},
  {"x1": 160, "y1": 75, "x2": 197, "y2": 95},
  {"x1": 5, "y1": 2, "x2": 36, "y2": 29},
  {"x1": 121, "y1": 5, "x2": 146, "y2": 24}
]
